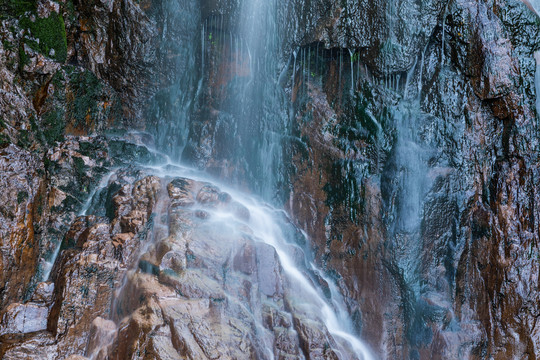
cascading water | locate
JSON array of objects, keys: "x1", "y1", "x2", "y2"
[
  {"x1": 79, "y1": 148, "x2": 373, "y2": 359},
  {"x1": 147, "y1": 0, "x2": 201, "y2": 160},
  {"x1": 82, "y1": 0, "x2": 375, "y2": 358},
  {"x1": 380, "y1": 46, "x2": 437, "y2": 352},
  {"x1": 190, "y1": 0, "x2": 290, "y2": 201}
]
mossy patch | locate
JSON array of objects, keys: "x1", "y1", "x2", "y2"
[
  {"x1": 17, "y1": 190, "x2": 29, "y2": 204},
  {"x1": 16, "y1": 129, "x2": 31, "y2": 148},
  {"x1": 0, "y1": 0, "x2": 36, "y2": 17},
  {"x1": 19, "y1": 11, "x2": 67, "y2": 62},
  {"x1": 42, "y1": 107, "x2": 65, "y2": 145},
  {"x1": 37, "y1": 66, "x2": 115, "y2": 145},
  {"x1": 0, "y1": 133, "x2": 11, "y2": 147},
  {"x1": 66, "y1": 68, "x2": 103, "y2": 127}
]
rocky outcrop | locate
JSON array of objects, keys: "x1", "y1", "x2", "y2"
[
  {"x1": 0, "y1": 169, "x2": 364, "y2": 359},
  {"x1": 0, "y1": 145, "x2": 44, "y2": 307}
]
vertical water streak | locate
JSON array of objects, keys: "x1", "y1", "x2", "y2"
[
  {"x1": 41, "y1": 170, "x2": 118, "y2": 282},
  {"x1": 441, "y1": 2, "x2": 449, "y2": 64},
  {"x1": 535, "y1": 51, "x2": 540, "y2": 120},
  {"x1": 308, "y1": 47, "x2": 311, "y2": 87},
  {"x1": 339, "y1": 48, "x2": 343, "y2": 91},
  {"x1": 348, "y1": 48, "x2": 355, "y2": 93},
  {"x1": 316, "y1": 42, "x2": 320, "y2": 75},
  {"x1": 201, "y1": 20, "x2": 205, "y2": 73},
  {"x1": 292, "y1": 49, "x2": 298, "y2": 86}
]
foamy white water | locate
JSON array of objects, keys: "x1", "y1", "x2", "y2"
[{"x1": 133, "y1": 153, "x2": 375, "y2": 359}]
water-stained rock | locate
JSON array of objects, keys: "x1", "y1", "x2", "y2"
[{"x1": 0, "y1": 145, "x2": 44, "y2": 307}]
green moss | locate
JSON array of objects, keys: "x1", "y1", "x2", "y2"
[
  {"x1": 64, "y1": 0, "x2": 76, "y2": 23},
  {"x1": 17, "y1": 190, "x2": 28, "y2": 204},
  {"x1": 20, "y1": 11, "x2": 67, "y2": 62},
  {"x1": 73, "y1": 156, "x2": 86, "y2": 179},
  {"x1": 51, "y1": 68, "x2": 65, "y2": 88},
  {"x1": 17, "y1": 129, "x2": 30, "y2": 148},
  {"x1": 0, "y1": 133, "x2": 10, "y2": 147},
  {"x1": 42, "y1": 108, "x2": 65, "y2": 145},
  {"x1": 18, "y1": 42, "x2": 29, "y2": 68},
  {"x1": 67, "y1": 69, "x2": 103, "y2": 126},
  {"x1": 0, "y1": 0, "x2": 36, "y2": 16},
  {"x1": 2, "y1": 39, "x2": 15, "y2": 51}
]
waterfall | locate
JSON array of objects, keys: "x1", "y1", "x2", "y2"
[{"x1": 381, "y1": 48, "x2": 433, "y2": 340}]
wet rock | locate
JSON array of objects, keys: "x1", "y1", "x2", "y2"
[
  {"x1": 292, "y1": 316, "x2": 339, "y2": 360},
  {"x1": 20, "y1": 44, "x2": 61, "y2": 75},
  {"x1": 196, "y1": 184, "x2": 222, "y2": 206},
  {"x1": 74, "y1": 0, "x2": 159, "y2": 122},
  {"x1": 256, "y1": 243, "x2": 284, "y2": 298},
  {"x1": 37, "y1": 0, "x2": 60, "y2": 19},
  {"x1": 167, "y1": 177, "x2": 198, "y2": 207},
  {"x1": 158, "y1": 249, "x2": 187, "y2": 274},
  {"x1": 0, "y1": 145, "x2": 43, "y2": 307},
  {"x1": 65, "y1": 356, "x2": 88, "y2": 360},
  {"x1": 0, "y1": 303, "x2": 49, "y2": 335},
  {"x1": 31, "y1": 282, "x2": 55, "y2": 304},
  {"x1": 228, "y1": 200, "x2": 251, "y2": 221},
  {"x1": 111, "y1": 176, "x2": 161, "y2": 235},
  {"x1": 448, "y1": 0, "x2": 519, "y2": 100},
  {"x1": 233, "y1": 242, "x2": 258, "y2": 275},
  {"x1": 159, "y1": 269, "x2": 226, "y2": 299},
  {"x1": 0, "y1": 332, "x2": 58, "y2": 360},
  {"x1": 86, "y1": 317, "x2": 116, "y2": 359}
]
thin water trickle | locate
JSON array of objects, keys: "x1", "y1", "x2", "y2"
[
  {"x1": 349, "y1": 49, "x2": 355, "y2": 93},
  {"x1": 40, "y1": 169, "x2": 118, "y2": 282},
  {"x1": 535, "y1": 51, "x2": 540, "y2": 119},
  {"x1": 201, "y1": 20, "x2": 205, "y2": 73},
  {"x1": 441, "y1": 2, "x2": 449, "y2": 64}
]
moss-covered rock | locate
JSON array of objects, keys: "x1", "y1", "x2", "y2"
[
  {"x1": 20, "y1": 11, "x2": 67, "y2": 63},
  {"x1": 0, "y1": 0, "x2": 35, "y2": 17}
]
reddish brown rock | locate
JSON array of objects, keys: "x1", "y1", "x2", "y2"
[{"x1": 0, "y1": 145, "x2": 44, "y2": 307}]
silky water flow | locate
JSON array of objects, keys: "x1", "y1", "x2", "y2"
[{"x1": 81, "y1": 0, "x2": 375, "y2": 358}]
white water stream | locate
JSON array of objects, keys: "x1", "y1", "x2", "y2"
[
  {"x1": 65, "y1": 141, "x2": 375, "y2": 359},
  {"x1": 140, "y1": 154, "x2": 374, "y2": 359},
  {"x1": 535, "y1": 51, "x2": 540, "y2": 119}
]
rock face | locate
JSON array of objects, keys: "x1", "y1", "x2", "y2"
[
  {"x1": 184, "y1": 0, "x2": 540, "y2": 358},
  {"x1": 283, "y1": 1, "x2": 540, "y2": 359},
  {"x1": 0, "y1": 145, "x2": 43, "y2": 307},
  {"x1": 0, "y1": 171, "x2": 363, "y2": 359},
  {"x1": 0, "y1": 0, "x2": 539, "y2": 359}
]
